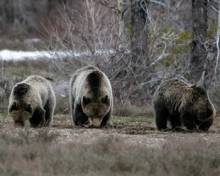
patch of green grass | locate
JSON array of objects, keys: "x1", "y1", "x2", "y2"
[
  {"x1": 112, "y1": 116, "x2": 154, "y2": 124},
  {"x1": 0, "y1": 113, "x2": 8, "y2": 120},
  {"x1": 113, "y1": 103, "x2": 153, "y2": 117}
]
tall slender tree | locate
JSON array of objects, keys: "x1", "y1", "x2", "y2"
[
  {"x1": 190, "y1": 0, "x2": 208, "y2": 82},
  {"x1": 118, "y1": 0, "x2": 148, "y2": 58},
  {"x1": 215, "y1": 0, "x2": 220, "y2": 79}
]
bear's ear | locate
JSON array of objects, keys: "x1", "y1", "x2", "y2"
[
  {"x1": 9, "y1": 102, "x2": 18, "y2": 112},
  {"x1": 14, "y1": 83, "x2": 30, "y2": 97},
  {"x1": 196, "y1": 71, "x2": 206, "y2": 90}
]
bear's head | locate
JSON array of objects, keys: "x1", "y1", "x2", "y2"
[
  {"x1": 81, "y1": 71, "x2": 111, "y2": 127},
  {"x1": 81, "y1": 90, "x2": 110, "y2": 128},
  {"x1": 9, "y1": 83, "x2": 33, "y2": 126}
]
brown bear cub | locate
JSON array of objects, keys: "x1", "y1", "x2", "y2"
[
  {"x1": 153, "y1": 74, "x2": 216, "y2": 131},
  {"x1": 8, "y1": 75, "x2": 56, "y2": 127},
  {"x1": 69, "y1": 66, "x2": 113, "y2": 128}
]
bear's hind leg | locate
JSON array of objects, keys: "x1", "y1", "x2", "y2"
[
  {"x1": 181, "y1": 112, "x2": 197, "y2": 131},
  {"x1": 44, "y1": 100, "x2": 55, "y2": 127},
  {"x1": 198, "y1": 118, "x2": 213, "y2": 131},
  {"x1": 169, "y1": 114, "x2": 183, "y2": 131},
  {"x1": 155, "y1": 107, "x2": 169, "y2": 131}
]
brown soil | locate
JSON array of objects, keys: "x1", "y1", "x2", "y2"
[{"x1": 1, "y1": 114, "x2": 220, "y2": 149}]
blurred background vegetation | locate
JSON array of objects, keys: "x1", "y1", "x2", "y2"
[{"x1": 0, "y1": 0, "x2": 219, "y2": 116}]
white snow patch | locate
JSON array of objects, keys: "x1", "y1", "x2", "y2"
[
  {"x1": 0, "y1": 49, "x2": 116, "y2": 61},
  {"x1": 0, "y1": 50, "x2": 74, "y2": 61}
]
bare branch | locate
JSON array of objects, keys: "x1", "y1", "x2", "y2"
[
  {"x1": 149, "y1": 0, "x2": 166, "y2": 7},
  {"x1": 208, "y1": 4, "x2": 219, "y2": 13}
]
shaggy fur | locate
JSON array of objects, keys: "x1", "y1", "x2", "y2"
[
  {"x1": 69, "y1": 66, "x2": 113, "y2": 128},
  {"x1": 8, "y1": 75, "x2": 56, "y2": 127},
  {"x1": 153, "y1": 78, "x2": 216, "y2": 131}
]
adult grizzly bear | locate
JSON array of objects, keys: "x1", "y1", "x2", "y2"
[
  {"x1": 69, "y1": 66, "x2": 113, "y2": 128},
  {"x1": 153, "y1": 74, "x2": 216, "y2": 131},
  {"x1": 8, "y1": 75, "x2": 56, "y2": 127}
]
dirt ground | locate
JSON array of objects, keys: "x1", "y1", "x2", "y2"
[
  {"x1": 1, "y1": 114, "x2": 220, "y2": 148},
  {"x1": 0, "y1": 114, "x2": 220, "y2": 175}
]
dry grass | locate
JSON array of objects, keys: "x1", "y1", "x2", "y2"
[
  {"x1": 0, "y1": 130, "x2": 219, "y2": 176},
  {"x1": 0, "y1": 114, "x2": 219, "y2": 175},
  {"x1": 113, "y1": 103, "x2": 154, "y2": 117}
]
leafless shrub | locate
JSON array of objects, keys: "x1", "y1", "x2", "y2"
[
  {"x1": 1, "y1": 0, "x2": 219, "y2": 116},
  {"x1": 37, "y1": 0, "x2": 195, "y2": 114},
  {"x1": 41, "y1": 0, "x2": 119, "y2": 52}
]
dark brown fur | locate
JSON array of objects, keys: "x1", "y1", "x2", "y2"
[
  {"x1": 87, "y1": 71, "x2": 102, "y2": 97},
  {"x1": 153, "y1": 78, "x2": 215, "y2": 131},
  {"x1": 69, "y1": 66, "x2": 113, "y2": 128},
  {"x1": 13, "y1": 83, "x2": 30, "y2": 99}
]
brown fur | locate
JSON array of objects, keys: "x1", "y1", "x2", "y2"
[
  {"x1": 153, "y1": 78, "x2": 216, "y2": 131},
  {"x1": 69, "y1": 66, "x2": 113, "y2": 128},
  {"x1": 8, "y1": 75, "x2": 56, "y2": 127}
]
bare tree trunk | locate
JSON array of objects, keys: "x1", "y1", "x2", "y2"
[
  {"x1": 130, "y1": 0, "x2": 148, "y2": 58},
  {"x1": 118, "y1": 0, "x2": 148, "y2": 58},
  {"x1": 116, "y1": 0, "x2": 149, "y2": 104},
  {"x1": 118, "y1": 0, "x2": 132, "y2": 51},
  {"x1": 215, "y1": 1, "x2": 220, "y2": 79},
  {"x1": 190, "y1": 0, "x2": 207, "y2": 83}
]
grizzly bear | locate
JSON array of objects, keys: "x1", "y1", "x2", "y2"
[
  {"x1": 69, "y1": 66, "x2": 113, "y2": 128},
  {"x1": 153, "y1": 75, "x2": 216, "y2": 131},
  {"x1": 8, "y1": 75, "x2": 56, "y2": 127}
]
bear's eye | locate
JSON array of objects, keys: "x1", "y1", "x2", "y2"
[
  {"x1": 9, "y1": 102, "x2": 18, "y2": 112},
  {"x1": 25, "y1": 104, "x2": 32, "y2": 113},
  {"x1": 101, "y1": 95, "x2": 109, "y2": 105},
  {"x1": 83, "y1": 96, "x2": 91, "y2": 106}
]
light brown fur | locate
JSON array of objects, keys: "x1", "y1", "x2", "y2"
[{"x1": 8, "y1": 75, "x2": 56, "y2": 127}]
